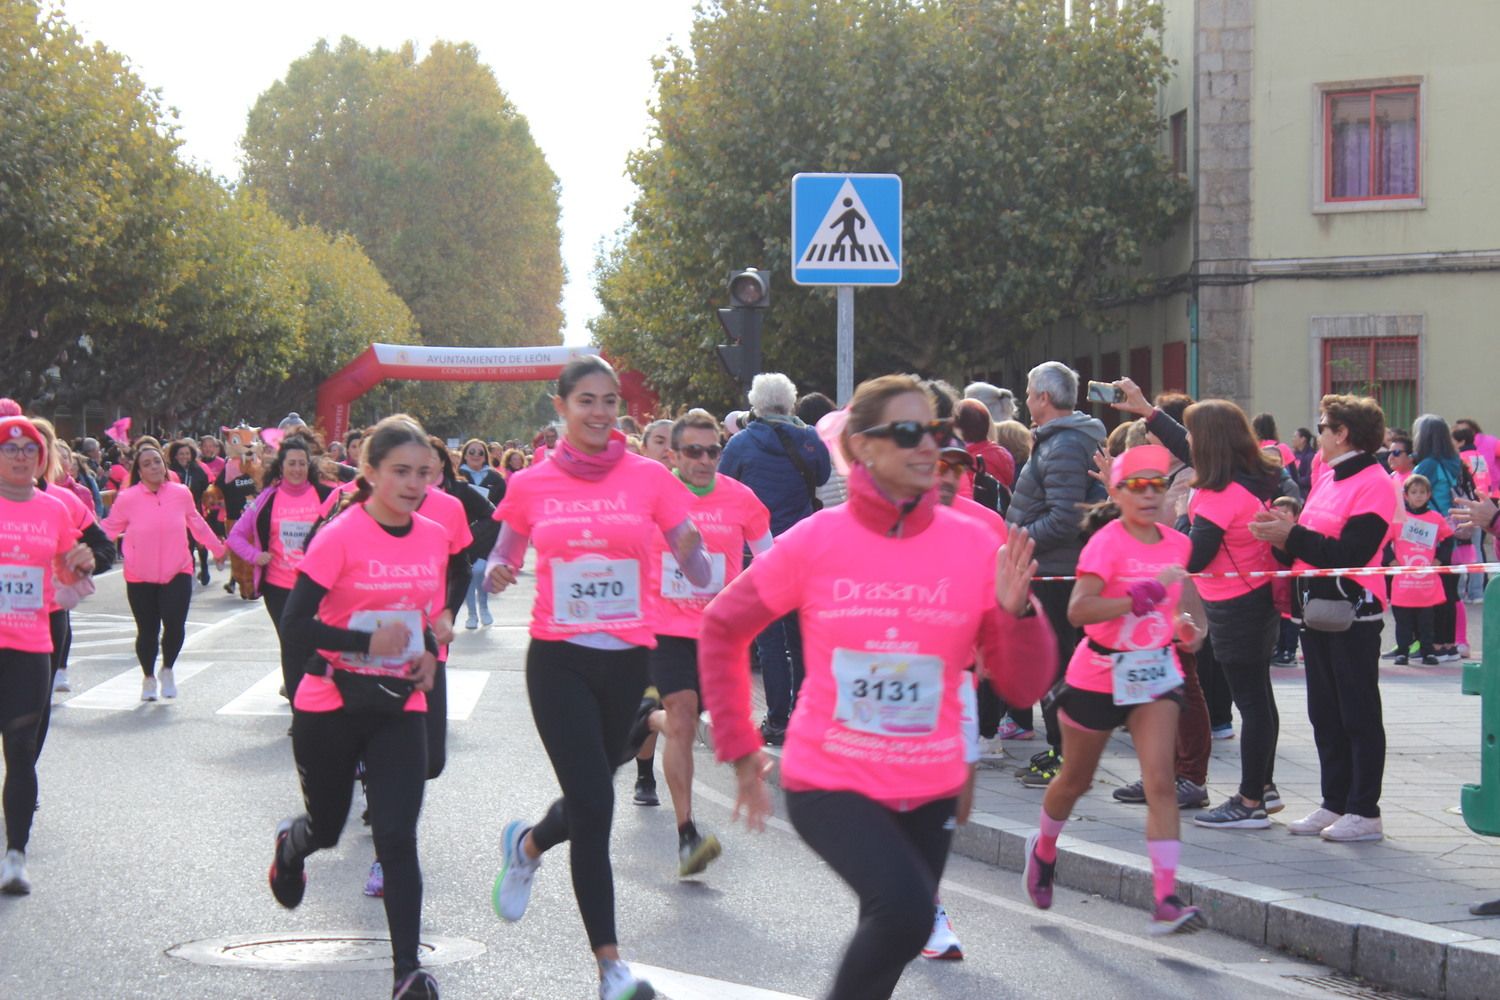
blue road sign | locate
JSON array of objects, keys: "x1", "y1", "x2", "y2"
[{"x1": 791, "y1": 173, "x2": 902, "y2": 286}]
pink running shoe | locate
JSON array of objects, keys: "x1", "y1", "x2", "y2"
[
  {"x1": 1023, "y1": 832, "x2": 1055, "y2": 909},
  {"x1": 997, "y1": 718, "x2": 1035, "y2": 740},
  {"x1": 1150, "y1": 895, "x2": 1203, "y2": 935}
]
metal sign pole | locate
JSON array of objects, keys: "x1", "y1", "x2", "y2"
[{"x1": 836, "y1": 285, "x2": 854, "y2": 404}]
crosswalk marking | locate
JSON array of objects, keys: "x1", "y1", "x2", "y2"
[
  {"x1": 630, "y1": 965, "x2": 807, "y2": 1000},
  {"x1": 217, "y1": 668, "x2": 492, "y2": 720},
  {"x1": 62, "y1": 661, "x2": 218, "y2": 711}
]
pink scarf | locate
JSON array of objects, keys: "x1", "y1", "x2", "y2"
[{"x1": 553, "y1": 429, "x2": 627, "y2": 482}]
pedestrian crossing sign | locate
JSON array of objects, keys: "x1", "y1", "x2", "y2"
[{"x1": 791, "y1": 173, "x2": 902, "y2": 286}]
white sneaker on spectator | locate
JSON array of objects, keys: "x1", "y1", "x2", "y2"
[
  {"x1": 1287, "y1": 807, "x2": 1341, "y2": 836},
  {"x1": 1320, "y1": 813, "x2": 1383, "y2": 843}
]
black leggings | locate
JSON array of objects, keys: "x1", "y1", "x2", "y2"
[
  {"x1": 525, "y1": 639, "x2": 649, "y2": 951},
  {"x1": 261, "y1": 583, "x2": 299, "y2": 698},
  {"x1": 785, "y1": 790, "x2": 957, "y2": 1000},
  {"x1": 290, "y1": 709, "x2": 428, "y2": 976},
  {"x1": 125, "y1": 573, "x2": 193, "y2": 676},
  {"x1": 1, "y1": 650, "x2": 50, "y2": 852},
  {"x1": 35, "y1": 609, "x2": 70, "y2": 759},
  {"x1": 1206, "y1": 586, "x2": 1281, "y2": 801}
]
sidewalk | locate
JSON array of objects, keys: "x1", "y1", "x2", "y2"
[{"x1": 737, "y1": 596, "x2": 1499, "y2": 999}]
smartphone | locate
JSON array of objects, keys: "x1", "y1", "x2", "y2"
[{"x1": 1086, "y1": 380, "x2": 1124, "y2": 404}]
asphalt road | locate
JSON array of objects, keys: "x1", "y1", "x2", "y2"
[{"x1": 0, "y1": 567, "x2": 1383, "y2": 1000}]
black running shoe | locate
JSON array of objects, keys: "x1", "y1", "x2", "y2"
[
  {"x1": 759, "y1": 719, "x2": 787, "y2": 746},
  {"x1": 268, "y1": 818, "x2": 307, "y2": 909},
  {"x1": 392, "y1": 968, "x2": 440, "y2": 999},
  {"x1": 633, "y1": 777, "x2": 659, "y2": 807},
  {"x1": 625, "y1": 688, "x2": 662, "y2": 760}
]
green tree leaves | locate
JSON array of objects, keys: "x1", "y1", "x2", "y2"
[{"x1": 592, "y1": 0, "x2": 1191, "y2": 411}]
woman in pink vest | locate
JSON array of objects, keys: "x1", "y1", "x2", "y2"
[{"x1": 698, "y1": 374, "x2": 1054, "y2": 1000}]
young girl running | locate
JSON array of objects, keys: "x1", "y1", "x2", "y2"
[
  {"x1": 101, "y1": 441, "x2": 226, "y2": 701},
  {"x1": 486, "y1": 355, "x2": 711, "y2": 1000},
  {"x1": 1023, "y1": 443, "x2": 1208, "y2": 934},
  {"x1": 0, "y1": 416, "x2": 95, "y2": 894},
  {"x1": 267, "y1": 415, "x2": 448, "y2": 1000}
]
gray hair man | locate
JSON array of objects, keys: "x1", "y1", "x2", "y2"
[{"x1": 1004, "y1": 361, "x2": 1107, "y2": 787}]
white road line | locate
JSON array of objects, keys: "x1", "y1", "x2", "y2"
[
  {"x1": 630, "y1": 964, "x2": 807, "y2": 1000},
  {"x1": 63, "y1": 661, "x2": 217, "y2": 711},
  {"x1": 443, "y1": 669, "x2": 490, "y2": 721},
  {"x1": 216, "y1": 669, "x2": 287, "y2": 717},
  {"x1": 688, "y1": 782, "x2": 1330, "y2": 999}
]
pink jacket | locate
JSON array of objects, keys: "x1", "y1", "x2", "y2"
[
  {"x1": 699, "y1": 465, "x2": 1056, "y2": 807},
  {"x1": 101, "y1": 482, "x2": 225, "y2": 584}
]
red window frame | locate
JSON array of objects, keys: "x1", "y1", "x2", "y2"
[
  {"x1": 1322, "y1": 85, "x2": 1421, "y2": 203},
  {"x1": 1321, "y1": 336, "x2": 1420, "y2": 430},
  {"x1": 1162, "y1": 342, "x2": 1187, "y2": 393}
]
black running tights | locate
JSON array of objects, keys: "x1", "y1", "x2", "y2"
[
  {"x1": 126, "y1": 573, "x2": 192, "y2": 676},
  {"x1": 1, "y1": 650, "x2": 49, "y2": 851},
  {"x1": 260, "y1": 583, "x2": 299, "y2": 698},
  {"x1": 35, "y1": 609, "x2": 70, "y2": 759},
  {"x1": 291, "y1": 708, "x2": 428, "y2": 976},
  {"x1": 785, "y1": 790, "x2": 957, "y2": 1000},
  {"x1": 526, "y1": 639, "x2": 649, "y2": 951}
]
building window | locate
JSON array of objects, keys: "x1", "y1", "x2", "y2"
[
  {"x1": 1162, "y1": 342, "x2": 1187, "y2": 393},
  {"x1": 1324, "y1": 86, "x2": 1420, "y2": 202},
  {"x1": 1322, "y1": 336, "x2": 1419, "y2": 431},
  {"x1": 1169, "y1": 110, "x2": 1187, "y2": 176}
]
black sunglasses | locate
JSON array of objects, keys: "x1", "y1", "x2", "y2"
[
  {"x1": 858, "y1": 419, "x2": 954, "y2": 449},
  {"x1": 679, "y1": 444, "x2": 722, "y2": 460}
]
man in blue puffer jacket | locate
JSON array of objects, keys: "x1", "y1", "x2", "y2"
[{"x1": 720, "y1": 372, "x2": 831, "y2": 744}]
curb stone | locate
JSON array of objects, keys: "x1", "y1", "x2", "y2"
[{"x1": 703, "y1": 720, "x2": 1498, "y2": 1000}]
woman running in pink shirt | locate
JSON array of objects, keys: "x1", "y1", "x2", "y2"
[
  {"x1": 486, "y1": 356, "x2": 711, "y2": 1000},
  {"x1": 1022, "y1": 443, "x2": 1208, "y2": 934},
  {"x1": 698, "y1": 374, "x2": 1055, "y2": 1000},
  {"x1": 0, "y1": 416, "x2": 95, "y2": 895},
  {"x1": 101, "y1": 442, "x2": 226, "y2": 701}
]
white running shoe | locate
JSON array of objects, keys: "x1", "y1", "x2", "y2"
[
  {"x1": 1320, "y1": 813, "x2": 1383, "y2": 843},
  {"x1": 599, "y1": 959, "x2": 656, "y2": 1000},
  {"x1": 52, "y1": 669, "x2": 70, "y2": 693},
  {"x1": 492, "y1": 820, "x2": 540, "y2": 921},
  {"x1": 1287, "y1": 807, "x2": 1342, "y2": 836},
  {"x1": 921, "y1": 904, "x2": 964, "y2": 960},
  {"x1": 0, "y1": 849, "x2": 31, "y2": 895},
  {"x1": 159, "y1": 668, "x2": 178, "y2": 699},
  {"x1": 141, "y1": 676, "x2": 159, "y2": 702}
]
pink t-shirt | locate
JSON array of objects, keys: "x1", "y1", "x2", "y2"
[
  {"x1": 948, "y1": 495, "x2": 1008, "y2": 543},
  {"x1": 656, "y1": 474, "x2": 770, "y2": 640},
  {"x1": 0, "y1": 491, "x2": 79, "y2": 653},
  {"x1": 1390, "y1": 508, "x2": 1452, "y2": 608},
  {"x1": 292, "y1": 504, "x2": 447, "y2": 713},
  {"x1": 1066, "y1": 518, "x2": 1190, "y2": 694},
  {"x1": 417, "y1": 486, "x2": 474, "y2": 558},
  {"x1": 745, "y1": 504, "x2": 1005, "y2": 803},
  {"x1": 1261, "y1": 440, "x2": 1296, "y2": 471},
  {"x1": 41, "y1": 483, "x2": 94, "y2": 613},
  {"x1": 265, "y1": 483, "x2": 322, "y2": 589},
  {"x1": 317, "y1": 479, "x2": 360, "y2": 520},
  {"x1": 494, "y1": 453, "x2": 692, "y2": 647},
  {"x1": 200, "y1": 456, "x2": 225, "y2": 482},
  {"x1": 1294, "y1": 459, "x2": 1397, "y2": 609},
  {"x1": 1188, "y1": 483, "x2": 1276, "y2": 601}
]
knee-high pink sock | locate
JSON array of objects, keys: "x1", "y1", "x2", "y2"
[
  {"x1": 1036, "y1": 810, "x2": 1066, "y2": 862},
  {"x1": 1148, "y1": 839, "x2": 1180, "y2": 905}
]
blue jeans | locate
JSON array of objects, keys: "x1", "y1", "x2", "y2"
[
  {"x1": 463, "y1": 559, "x2": 490, "y2": 622},
  {"x1": 755, "y1": 613, "x2": 804, "y2": 727}
]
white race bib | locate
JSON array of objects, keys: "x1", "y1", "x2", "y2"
[
  {"x1": 1400, "y1": 517, "x2": 1438, "y2": 550},
  {"x1": 1110, "y1": 647, "x2": 1178, "y2": 706},
  {"x1": 278, "y1": 519, "x2": 314, "y2": 554},
  {"x1": 344, "y1": 609, "x2": 425, "y2": 673},
  {"x1": 660, "y1": 551, "x2": 727, "y2": 600},
  {"x1": 0, "y1": 565, "x2": 44, "y2": 614},
  {"x1": 832, "y1": 648, "x2": 945, "y2": 737},
  {"x1": 551, "y1": 557, "x2": 641, "y2": 625}
]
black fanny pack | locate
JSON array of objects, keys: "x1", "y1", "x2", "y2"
[{"x1": 307, "y1": 655, "x2": 414, "y2": 715}]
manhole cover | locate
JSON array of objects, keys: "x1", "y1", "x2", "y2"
[
  {"x1": 1280, "y1": 973, "x2": 1408, "y2": 999},
  {"x1": 168, "y1": 931, "x2": 485, "y2": 972}
]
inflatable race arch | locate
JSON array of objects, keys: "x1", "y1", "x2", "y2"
[{"x1": 315, "y1": 344, "x2": 658, "y2": 442}]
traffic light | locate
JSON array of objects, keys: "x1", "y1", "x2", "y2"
[{"x1": 716, "y1": 268, "x2": 768, "y2": 392}]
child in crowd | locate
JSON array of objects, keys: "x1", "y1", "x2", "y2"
[
  {"x1": 1270, "y1": 496, "x2": 1301, "y2": 666},
  {"x1": 1385, "y1": 474, "x2": 1453, "y2": 666}
]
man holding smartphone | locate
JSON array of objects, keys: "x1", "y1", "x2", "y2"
[{"x1": 1005, "y1": 362, "x2": 1109, "y2": 786}]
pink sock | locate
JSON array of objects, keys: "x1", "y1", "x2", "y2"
[
  {"x1": 1036, "y1": 810, "x2": 1066, "y2": 862},
  {"x1": 1148, "y1": 839, "x2": 1180, "y2": 905},
  {"x1": 1457, "y1": 601, "x2": 1469, "y2": 646}
]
